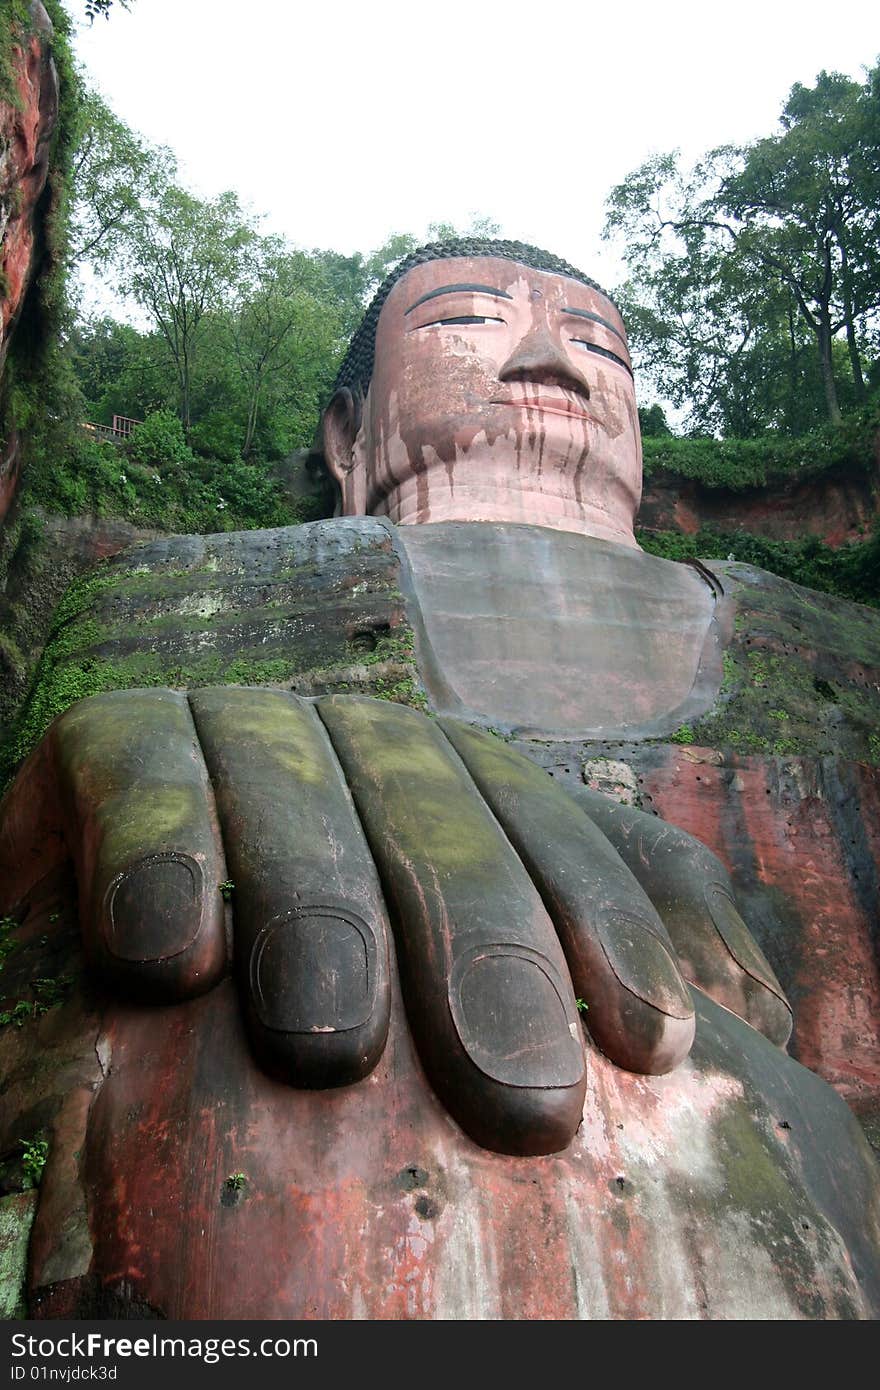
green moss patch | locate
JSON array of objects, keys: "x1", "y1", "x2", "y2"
[
  {"x1": 0, "y1": 527, "x2": 419, "y2": 787},
  {"x1": 641, "y1": 408, "x2": 879, "y2": 494},
  {"x1": 638, "y1": 526, "x2": 879, "y2": 611},
  {"x1": 0, "y1": 1190, "x2": 37, "y2": 1319},
  {"x1": 677, "y1": 564, "x2": 880, "y2": 762}
]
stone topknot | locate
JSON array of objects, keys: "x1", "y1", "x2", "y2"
[{"x1": 332, "y1": 237, "x2": 618, "y2": 400}]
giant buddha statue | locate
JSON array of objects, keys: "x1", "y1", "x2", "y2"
[{"x1": 1, "y1": 240, "x2": 879, "y2": 1319}]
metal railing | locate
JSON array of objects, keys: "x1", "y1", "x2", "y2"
[{"x1": 81, "y1": 414, "x2": 142, "y2": 444}]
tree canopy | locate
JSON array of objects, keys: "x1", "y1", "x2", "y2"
[
  {"x1": 64, "y1": 87, "x2": 500, "y2": 462},
  {"x1": 604, "y1": 62, "x2": 880, "y2": 436}
]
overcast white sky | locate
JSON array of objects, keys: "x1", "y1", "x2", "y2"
[{"x1": 72, "y1": 0, "x2": 878, "y2": 292}]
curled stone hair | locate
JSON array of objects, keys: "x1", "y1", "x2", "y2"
[{"x1": 331, "y1": 237, "x2": 619, "y2": 402}]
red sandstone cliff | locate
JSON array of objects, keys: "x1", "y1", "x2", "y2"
[
  {"x1": 638, "y1": 432, "x2": 880, "y2": 547},
  {"x1": 0, "y1": 1, "x2": 58, "y2": 522}
]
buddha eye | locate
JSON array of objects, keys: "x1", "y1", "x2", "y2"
[
  {"x1": 570, "y1": 339, "x2": 633, "y2": 375},
  {"x1": 418, "y1": 315, "x2": 506, "y2": 328}
]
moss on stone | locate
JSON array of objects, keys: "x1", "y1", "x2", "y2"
[
  {"x1": 194, "y1": 690, "x2": 330, "y2": 788},
  {"x1": 668, "y1": 724, "x2": 695, "y2": 745},
  {"x1": 98, "y1": 786, "x2": 202, "y2": 863},
  {"x1": 354, "y1": 628, "x2": 416, "y2": 666},
  {"x1": 0, "y1": 528, "x2": 417, "y2": 787},
  {"x1": 0, "y1": 1190, "x2": 37, "y2": 1319},
  {"x1": 372, "y1": 676, "x2": 428, "y2": 710},
  {"x1": 641, "y1": 408, "x2": 879, "y2": 496},
  {"x1": 669, "y1": 1097, "x2": 857, "y2": 1319},
  {"x1": 0, "y1": 629, "x2": 26, "y2": 677},
  {"x1": 322, "y1": 699, "x2": 504, "y2": 873},
  {"x1": 683, "y1": 565, "x2": 880, "y2": 763}
]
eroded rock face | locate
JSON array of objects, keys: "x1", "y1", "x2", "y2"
[
  {"x1": 0, "y1": 1, "x2": 58, "y2": 521},
  {"x1": 22, "y1": 972, "x2": 880, "y2": 1319},
  {"x1": 1, "y1": 522, "x2": 879, "y2": 1318},
  {"x1": 0, "y1": 512, "x2": 159, "y2": 762},
  {"x1": 639, "y1": 439, "x2": 880, "y2": 547}
]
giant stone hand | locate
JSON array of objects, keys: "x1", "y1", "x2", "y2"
[{"x1": 0, "y1": 687, "x2": 792, "y2": 1157}]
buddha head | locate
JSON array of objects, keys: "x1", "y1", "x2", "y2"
[{"x1": 320, "y1": 239, "x2": 642, "y2": 548}]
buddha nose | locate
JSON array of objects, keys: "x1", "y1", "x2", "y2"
[{"x1": 498, "y1": 325, "x2": 590, "y2": 398}]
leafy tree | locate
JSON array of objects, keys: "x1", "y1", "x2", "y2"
[
  {"x1": 309, "y1": 216, "x2": 503, "y2": 337},
  {"x1": 69, "y1": 317, "x2": 175, "y2": 422},
  {"x1": 82, "y1": 0, "x2": 128, "y2": 18},
  {"x1": 638, "y1": 403, "x2": 672, "y2": 437},
  {"x1": 605, "y1": 63, "x2": 880, "y2": 433},
  {"x1": 227, "y1": 239, "x2": 343, "y2": 457},
  {"x1": 64, "y1": 79, "x2": 500, "y2": 462},
  {"x1": 363, "y1": 216, "x2": 501, "y2": 296},
  {"x1": 716, "y1": 68, "x2": 880, "y2": 421},
  {"x1": 121, "y1": 185, "x2": 254, "y2": 430},
  {"x1": 68, "y1": 87, "x2": 168, "y2": 272},
  {"x1": 308, "y1": 250, "x2": 371, "y2": 337},
  {"x1": 68, "y1": 266, "x2": 344, "y2": 465}
]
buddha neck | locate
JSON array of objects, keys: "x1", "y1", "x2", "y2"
[{"x1": 365, "y1": 466, "x2": 641, "y2": 550}]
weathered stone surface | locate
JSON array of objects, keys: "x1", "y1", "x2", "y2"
[
  {"x1": 0, "y1": 1189, "x2": 36, "y2": 1318},
  {"x1": 0, "y1": 434, "x2": 19, "y2": 535},
  {"x1": 683, "y1": 558, "x2": 880, "y2": 762},
  {"x1": 0, "y1": 2, "x2": 58, "y2": 522},
  {"x1": 9, "y1": 957, "x2": 880, "y2": 1319},
  {"x1": 2, "y1": 520, "x2": 879, "y2": 1318},
  {"x1": 0, "y1": 509, "x2": 158, "y2": 761},
  {"x1": 639, "y1": 438, "x2": 880, "y2": 547},
  {"x1": 1, "y1": 519, "x2": 421, "y2": 785},
  {"x1": 523, "y1": 741, "x2": 880, "y2": 1141},
  {"x1": 4, "y1": 856, "x2": 880, "y2": 1319},
  {"x1": 10, "y1": 522, "x2": 877, "y2": 774},
  {"x1": 0, "y1": 870, "x2": 105, "y2": 1309},
  {"x1": 396, "y1": 523, "x2": 723, "y2": 739}
]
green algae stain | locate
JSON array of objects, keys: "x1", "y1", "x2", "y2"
[
  {"x1": 372, "y1": 675, "x2": 428, "y2": 711},
  {"x1": 321, "y1": 700, "x2": 506, "y2": 873},
  {"x1": 689, "y1": 642, "x2": 879, "y2": 761},
  {"x1": 99, "y1": 787, "x2": 202, "y2": 862},
  {"x1": 669, "y1": 724, "x2": 695, "y2": 745},
  {"x1": 668, "y1": 1095, "x2": 865, "y2": 1320},
  {"x1": 1, "y1": 529, "x2": 417, "y2": 790},
  {"x1": 711, "y1": 1100, "x2": 796, "y2": 1216},
  {"x1": 196, "y1": 692, "x2": 330, "y2": 787},
  {"x1": 0, "y1": 1191, "x2": 37, "y2": 1319},
  {"x1": 395, "y1": 799, "x2": 505, "y2": 874}
]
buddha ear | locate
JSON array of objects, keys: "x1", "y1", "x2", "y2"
[{"x1": 322, "y1": 388, "x2": 364, "y2": 486}]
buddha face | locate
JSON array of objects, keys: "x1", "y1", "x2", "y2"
[{"x1": 323, "y1": 256, "x2": 642, "y2": 547}]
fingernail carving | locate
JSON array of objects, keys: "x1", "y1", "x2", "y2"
[
  {"x1": 249, "y1": 903, "x2": 378, "y2": 1034},
  {"x1": 105, "y1": 851, "x2": 204, "y2": 962}
]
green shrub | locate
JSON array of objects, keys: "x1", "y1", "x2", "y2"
[
  {"x1": 128, "y1": 410, "x2": 194, "y2": 469},
  {"x1": 642, "y1": 406, "x2": 879, "y2": 492},
  {"x1": 638, "y1": 524, "x2": 880, "y2": 609},
  {"x1": 188, "y1": 412, "x2": 244, "y2": 464},
  {"x1": 19, "y1": 421, "x2": 303, "y2": 535}
]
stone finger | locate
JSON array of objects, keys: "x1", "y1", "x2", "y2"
[
  {"x1": 188, "y1": 687, "x2": 391, "y2": 1088},
  {"x1": 317, "y1": 695, "x2": 587, "y2": 1157},
  {"x1": 441, "y1": 719, "x2": 695, "y2": 1076},
  {"x1": 569, "y1": 784, "x2": 793, "y2": 1048},
  {"x1": 52, "y1": 688, "x2": 229, "y2": 1001}
]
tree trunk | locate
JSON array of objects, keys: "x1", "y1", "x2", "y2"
[
  {"x1": 243, "y1": 380, "x2": 260, "y2": 459},
  {"x1": 817, "y1": 314, "x2": 842, "y2": 425},
  {"x1": 844, "y1": 313, "x2": 867, "y2": 401},
  {"x1": 786, "y1": 301, "x2": 799, "y2": 432},
  {"x1": 839, "y1": 243, "x2": 867, "y2": 402},
  {"x1": 181, "y1": 353, "x2": 191, "y2": 434}
]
